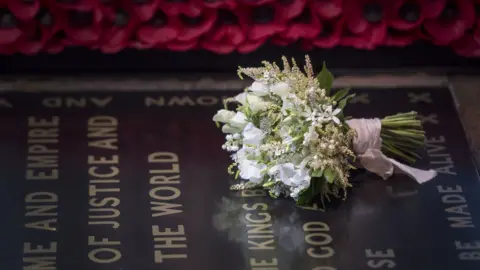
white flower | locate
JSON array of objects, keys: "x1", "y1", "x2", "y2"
[
  {"x1": 213, "y1": 109, "x2": 236, "y2": 123},
  {"x1": 269, "y1": 163, "x2": 311, "y2": 189},
  {"x1": 232, "y1": 145, "x2": 259, "y2": 163},
  {"x1": 222, "y1": 125, "x2": 240, "y2": 134},
  {"x1": 321, "y1": 105, "x2": 341, "y2": 124},
  {"x1": 242, "y1": 123, "x2": 266, "y2": 146},
  {"x1": 270, "y1": 82, "x2": 291, "y2": 97},
  {"x1": 230, "y1": 112, "x2": 248, "y2": 129},
  {"x1": 238, "y1": 160, "x2": 267, "y2": 183},
  {"x1": 220, "y1": 112, "x2": 248, "y2": 134},
  {"x1": 249, "y1": 81, "x2": 269, "y2": 96},
  {"x1": 269, "y1": 163, "x2": 297, "y2": 186},
  {"x1": 234, "y1": 92, "x2": 271, "y2": 113}
]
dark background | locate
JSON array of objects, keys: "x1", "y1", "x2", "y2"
[{"x1": 1, "y1": 42, "x2": 480, "y2": 76}]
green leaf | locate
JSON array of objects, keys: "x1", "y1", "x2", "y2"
[
  {"x1": 337, "y1": 93, "x2": 356, "y2": 110},
  {"x1": 324, "y1": 168, "x2": 336, "y2": 183},
  {"x1": 332, "y1": 88, "x2": 350, "y2": 102},
  {"x1": 296, "y1": 184, "x2": 315, "y2": 206},
  {"x1": 316, "y1": 62, "x2": 334, "y2": 95},
  {"x1": 263, "y1": 181, "x2": 275, "y2": 188},
  {"x1": 312, "y1": 168, "x2": 324, "y2": 178}
]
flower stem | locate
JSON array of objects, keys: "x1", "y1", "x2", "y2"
[{"x1": 380, "y1": 111, "x2": 426, "y2": 164}]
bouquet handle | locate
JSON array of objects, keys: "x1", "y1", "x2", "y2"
[{"x1": 347, "y1": 118, "x2": 437, "y2": 183}]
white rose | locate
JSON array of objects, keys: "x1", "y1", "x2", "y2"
[
  {"x1": 249, "y1": 81, "x2": 269, "y2": 96},
  {"x1": 238, "y1": 160, "x2": 267, "y2": 183},
  {"x1": 270, "y1": 82, "x2": 291, "y2": 97},
  {"x1": 242, "y1": 123, "x2": 266, "y2": 146},
  {"x1": 212, "y1": 109, "x2": 236, "y2": 123}
]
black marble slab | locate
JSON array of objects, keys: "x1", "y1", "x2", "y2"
[{"x1": 0, "y1": 87, "x2": 479, "y2": 270}]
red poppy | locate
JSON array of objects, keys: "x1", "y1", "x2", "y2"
[
  {"x1": 124, "y1": 0, "x2": 161, "y2": 21},
  {"x1": 270, "y1": 35, "x2": 293, "y2": 46},
  {"x1": 475, "y1": 22, "x2": 480, "y2": 44},
  {"x1": 35, "y1": 6, "x2": 62, "y2": 37},
  {"x1": 423, "y1": 0, "x2": 475, "y2": 44},
  {"x1": 44, "y1": 31, "x2": 66, "y2": 54},
  {"x1": 99, "y1": 7, "x2": 141, "y2": 53},
  {"x1": 0, "y1": 43, "x2": 16, "y2": 54},
  {"x1": 340, "y1": 30, "x2": 373, "y2": 50},
  {"x1": 129, "y1": 38, "x2": 156, "y2": 50},
  {"x1": 166, "y1": 38, "x2": 198, "y2": 51},
  {"x1": 157, "y1": 0, "x2": 202, "y2": 17},
  {"x1": 202, "y1": 9, "x2": 245, "y2": 54},
  {"x1": 238, "y1": 4, "x2": 288, "y2": 41},
  {"x1": 53, "y1": 8, "x2": 103, "y2": 45},
  {"x1": 16, "y1": 24, "x2": 49, "y2": 55},
  {"x1": 7, "y1": 0, "x2": 40, "y2": 21},
  {"x1": 305, "y1": 17, "x2": 344, "y2": 48},
  {"x1": 47, "y1": 0, "x2": 99, "y2": 11},
  {"x1": 278, "y1": 4, "x2": 322, "y2": 42},
  {"x1": 312, "y1": 0, "x2": 342, "y2": 20},
  {"x1": 136, "y1": 9, "x2": 181, "y2": 45},
  {"x1": 237, "y1": 38, "x2": 266, "y2": 54},
  {"x1": 15, "y1": 7, "x2": 61, "y2": 54},
  {"x1": 236, "y1": 0, "x2": 273, "y2": 7},
  {"x1": 176, "y1": 9, "x2": 216, "y2": 41},
  {"x1": 195, "y1": 0, "x2": 236, "y2": 10},
  {"x1": 384, "y1": 28, "x2": 417, "y2": 47},
  {"x1": 451, "y1": 31, "x2": 480, "y2": 57},
  {"x1": 275, "y1": 0, "x2": 306, "y2": 20},
  {"x1": 389, "y1": 0, "x2": 444, "y2": 31},
  {"x1": 0, "y1": 7, "x2": 23, "y2": 45},
  {"x1": 341, "y1": 0, "x2": 389, "y2": 49}
]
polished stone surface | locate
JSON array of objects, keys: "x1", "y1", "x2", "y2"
[{"x1": 1, "y1": 86, "x2": 479, "y2": 270}]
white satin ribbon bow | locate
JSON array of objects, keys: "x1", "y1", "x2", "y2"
[{"x1": 347, "y1": 118, "x2": 437, "y2": 184}]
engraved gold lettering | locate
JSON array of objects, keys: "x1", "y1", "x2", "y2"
[
  {"x1": 145, "y1": 96, "x2": 227, "y2": 107},
  {"x1": 23, "y1": 242, "x2": 57, "y2": 269},
  {"x1": 24, "y1": 192, "x2": 58, "y2": 231},
  {"x1": 303, "y1": 222, "x2": 334, "y2": 259},
  {"x1": 149, "y1": 152, "x2": 187, "y2": 263},
  {"x1": 42, "y1": 97, "x2": 112, "y2": 108},
  {"x1": 437, "y1": 185, "x2": 474, "y2": 228},
  {"x1": 88, "y1": 236, "x2": 121, "y2": 263},
  {"x1": 455, "y1": 240, "x2": 480, "y2": 260},
  {"x1": 426, "y1": 136, "x2": 457, "y2": 175},
  {"x1": 365, "y1": 249, "x2": 396, "y2": 268},
  {"x1": 242, "y1": 201, "x2": 278, "y2": 269},
  {"x1": 87, "y1": 116, "x2": 122, "y2": 263},
  {"x1": 26, "y1": 117, "x2": 59, "y2": 180}
]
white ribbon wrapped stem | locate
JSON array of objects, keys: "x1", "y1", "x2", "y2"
[{"x1": 346, "y1": 118, "x2": 437, "y2": 184}]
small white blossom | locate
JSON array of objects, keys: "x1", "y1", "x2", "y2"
[{"x1": 321, "y1": 105, "x2": 341, "y2": 124}]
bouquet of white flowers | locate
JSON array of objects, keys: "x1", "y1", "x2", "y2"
[{"x1": 213, "y1": 56, "x2": 437, "y2": 207}]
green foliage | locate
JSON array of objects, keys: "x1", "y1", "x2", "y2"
[{"x1": 316, "y1": 62, "x2": 334, "y2": 95}]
